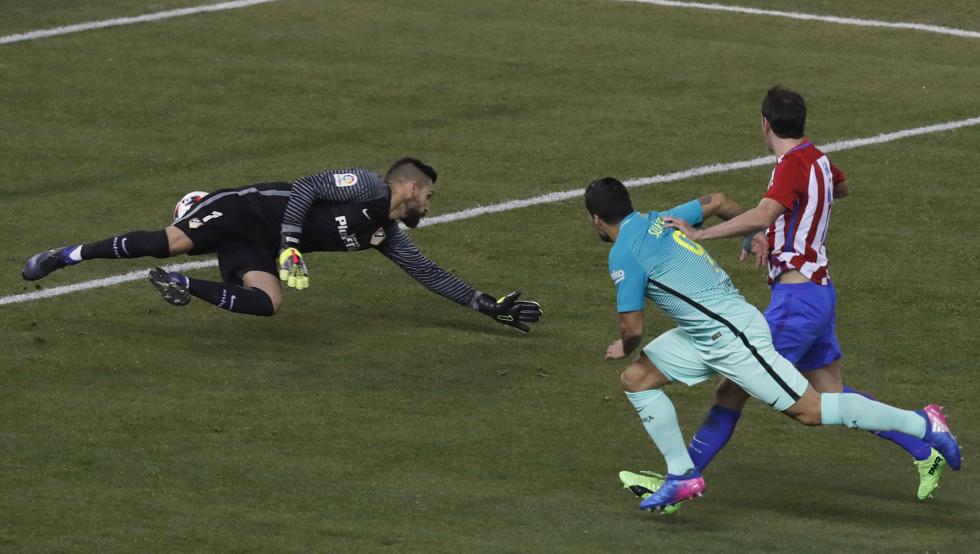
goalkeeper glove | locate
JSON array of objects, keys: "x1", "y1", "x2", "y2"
[
  {"x1": 475, "y1": 291, "x2": 542, "y2": 333},
  {"x1": 277, "y1": 244, "x2": 309, "y2": 290}
]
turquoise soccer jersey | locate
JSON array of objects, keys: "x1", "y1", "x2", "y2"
[{"x1": 608, "y1": 200, "x2": 756, "y2": 349}]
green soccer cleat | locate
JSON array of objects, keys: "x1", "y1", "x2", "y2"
[
  {"x1": 618, "y1": 470, "x2": 681, "y2": 516},
  {"x1": 914, "y1": 449, "x2": 946, "y2": 501}
]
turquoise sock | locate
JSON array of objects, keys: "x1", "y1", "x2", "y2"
[
  {"x1": 625, "y1": 388, "x2": 695, "y2": 475},
  {"x1": 821, "y1": 393, "x2": 926, "y2": 438}
]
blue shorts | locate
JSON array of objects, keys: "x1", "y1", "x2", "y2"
[{"x1": 764, "y1": 281, "x2": 842, "y2": 371}]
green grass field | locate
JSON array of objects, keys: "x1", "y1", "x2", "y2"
[{"x1": 2, "y1": 1, "x2": 979, "y2": 551}]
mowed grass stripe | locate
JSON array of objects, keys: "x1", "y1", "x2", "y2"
[{"x1": 2, "y1": 114, "x2": 978, "y2": 307}]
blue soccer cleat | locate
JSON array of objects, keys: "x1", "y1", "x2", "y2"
[
  {"x1": 22, "y1": 246, "x2": 79, "y2": 281},
  {"x1": 638, "y1": 471, "x2": 705, "y2": 512},
  {"x1": 619, "y1": 470, "x2": 681, "y2": 516},
  {"x1": 918, "y1": 404, "x2": 961, "y2": 471},
  {"x1": 148, "y1": 267, "x2": 191, "y2": 306}
]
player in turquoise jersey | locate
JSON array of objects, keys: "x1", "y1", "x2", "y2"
[{"x1": 585, "y1": 177, "x2": 961, "y2": 513}]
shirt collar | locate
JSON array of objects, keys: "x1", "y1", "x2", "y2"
[
  {"x1": 777, "y1": 139, "x2": 812, "y2": 163},
  {"x1": 613, "y1": 211, "x2": 641, "y2": 245}
]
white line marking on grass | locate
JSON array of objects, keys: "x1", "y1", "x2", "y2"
[
  {"x1": 619, "y1": 0, "x2": 980, "y2": 39},
  {"x1": 2, "y1": 261, "x2": 216, "y2": 306},
  {"x1": 0, "y1": 0, "x2": 280, "y2": 46},
  {"x1": 2, "y1": 115, "x2": 978, "y2": 306},
  {"x1": 421, "y1": 115, "x2": 980, "y2": 227}
]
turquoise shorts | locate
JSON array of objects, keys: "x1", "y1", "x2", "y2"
[{"x1": 642, "y1": 311, "x2": 809, "y2": 411}]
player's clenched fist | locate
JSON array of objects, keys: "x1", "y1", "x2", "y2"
[{"x1": 277, "y1": 247, "x2": 309, "y2": 290}]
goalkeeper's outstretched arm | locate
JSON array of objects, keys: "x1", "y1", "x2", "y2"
[{"x1": 376, "y1": 225, "x2": 542, "y2": 333}]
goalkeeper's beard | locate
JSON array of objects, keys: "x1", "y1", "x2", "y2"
[
  {"x1": 401, "y1": 213, "x2": 421, "y2": 228},
  {"x1": 401, "y1": 206, "x2": 425, "y2": 228}
]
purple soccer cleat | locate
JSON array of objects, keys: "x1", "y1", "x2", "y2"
[
  {"x1": 638, "y1": 471, "x2": 705, "y2": 512},
  {"x1": 148, "y1": 267, "x2": 191, "y2": 306},
  {"x1": 918, "y1": 404, "x2": 961, "y2": 471},
  {"x1": 22, "y1": 246, "x2": 78, "y2": 281}
]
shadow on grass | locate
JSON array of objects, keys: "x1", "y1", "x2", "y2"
[
  {"x1": 711, "y1": 459, "x2": 976, "y2": 531},
  {"x1": 374, "y1": 305, "x2": 544, "y2": 339}
]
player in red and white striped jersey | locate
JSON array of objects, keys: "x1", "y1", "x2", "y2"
[
  {"x1": 662, "y1": 87, "x2": 948, "y2": 501},
  {"x1": 763, "y1": 137, "x2": 845, "y2": 286}
]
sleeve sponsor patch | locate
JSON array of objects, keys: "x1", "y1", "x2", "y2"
[
  {"x1": 610, "y1": 269, "x2": 625, "y2": 285},
  {"x1": 333, "y1": 173, "x2": 359, "y2": 187}
]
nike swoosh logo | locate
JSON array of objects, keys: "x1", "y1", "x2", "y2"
[{"x1": 362, "y1": 208, "x2": 371, "y2": 219}]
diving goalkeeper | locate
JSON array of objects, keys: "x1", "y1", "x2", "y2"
[{"x1": 22, "y1": 158, "x2": 542, "y2": 332}]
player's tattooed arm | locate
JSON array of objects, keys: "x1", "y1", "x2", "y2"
[
  {"x1": 698, "y1": 193, "x2": 768, "y2": 263},
  {"x1": 699, "y1": 192, "x2": 747, "y2": 221},
  {"x1": 668, "y1": 198, "x2": 784, "y2": 241}
]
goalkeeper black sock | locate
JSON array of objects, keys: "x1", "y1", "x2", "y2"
[
  {"x1": 188, "y1": 278, "x2": 275, "y2": 316},
  {"x1": 80, "y1": 230, "x2": 170, "y2": 259}
]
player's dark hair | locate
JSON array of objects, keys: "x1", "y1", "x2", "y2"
[
  {"x1": 585, "y1": 177, "x2": 634, "y2": 224},
  {"x1": 386, "y1": 157, "x2": 438, "y2": 185},
  {"x1": 761, "y1": 86, "x2": 806, "y2": 139}
]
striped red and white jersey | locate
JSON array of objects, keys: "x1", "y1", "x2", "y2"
[{"x1": 763, "y1": 141, "x2": 845, "y2": 285}]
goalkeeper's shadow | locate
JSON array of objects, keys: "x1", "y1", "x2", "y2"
[{"x1": 381, "y1": 308, "x2": 538, "y2": 338}]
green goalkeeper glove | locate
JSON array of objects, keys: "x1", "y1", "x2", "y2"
[
  {"x1": 277, "y1": 247, "x2": 309, "y2": 290},
  {"x1": 475, "y1": 291, "x2": 542, "y2": 333}
]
